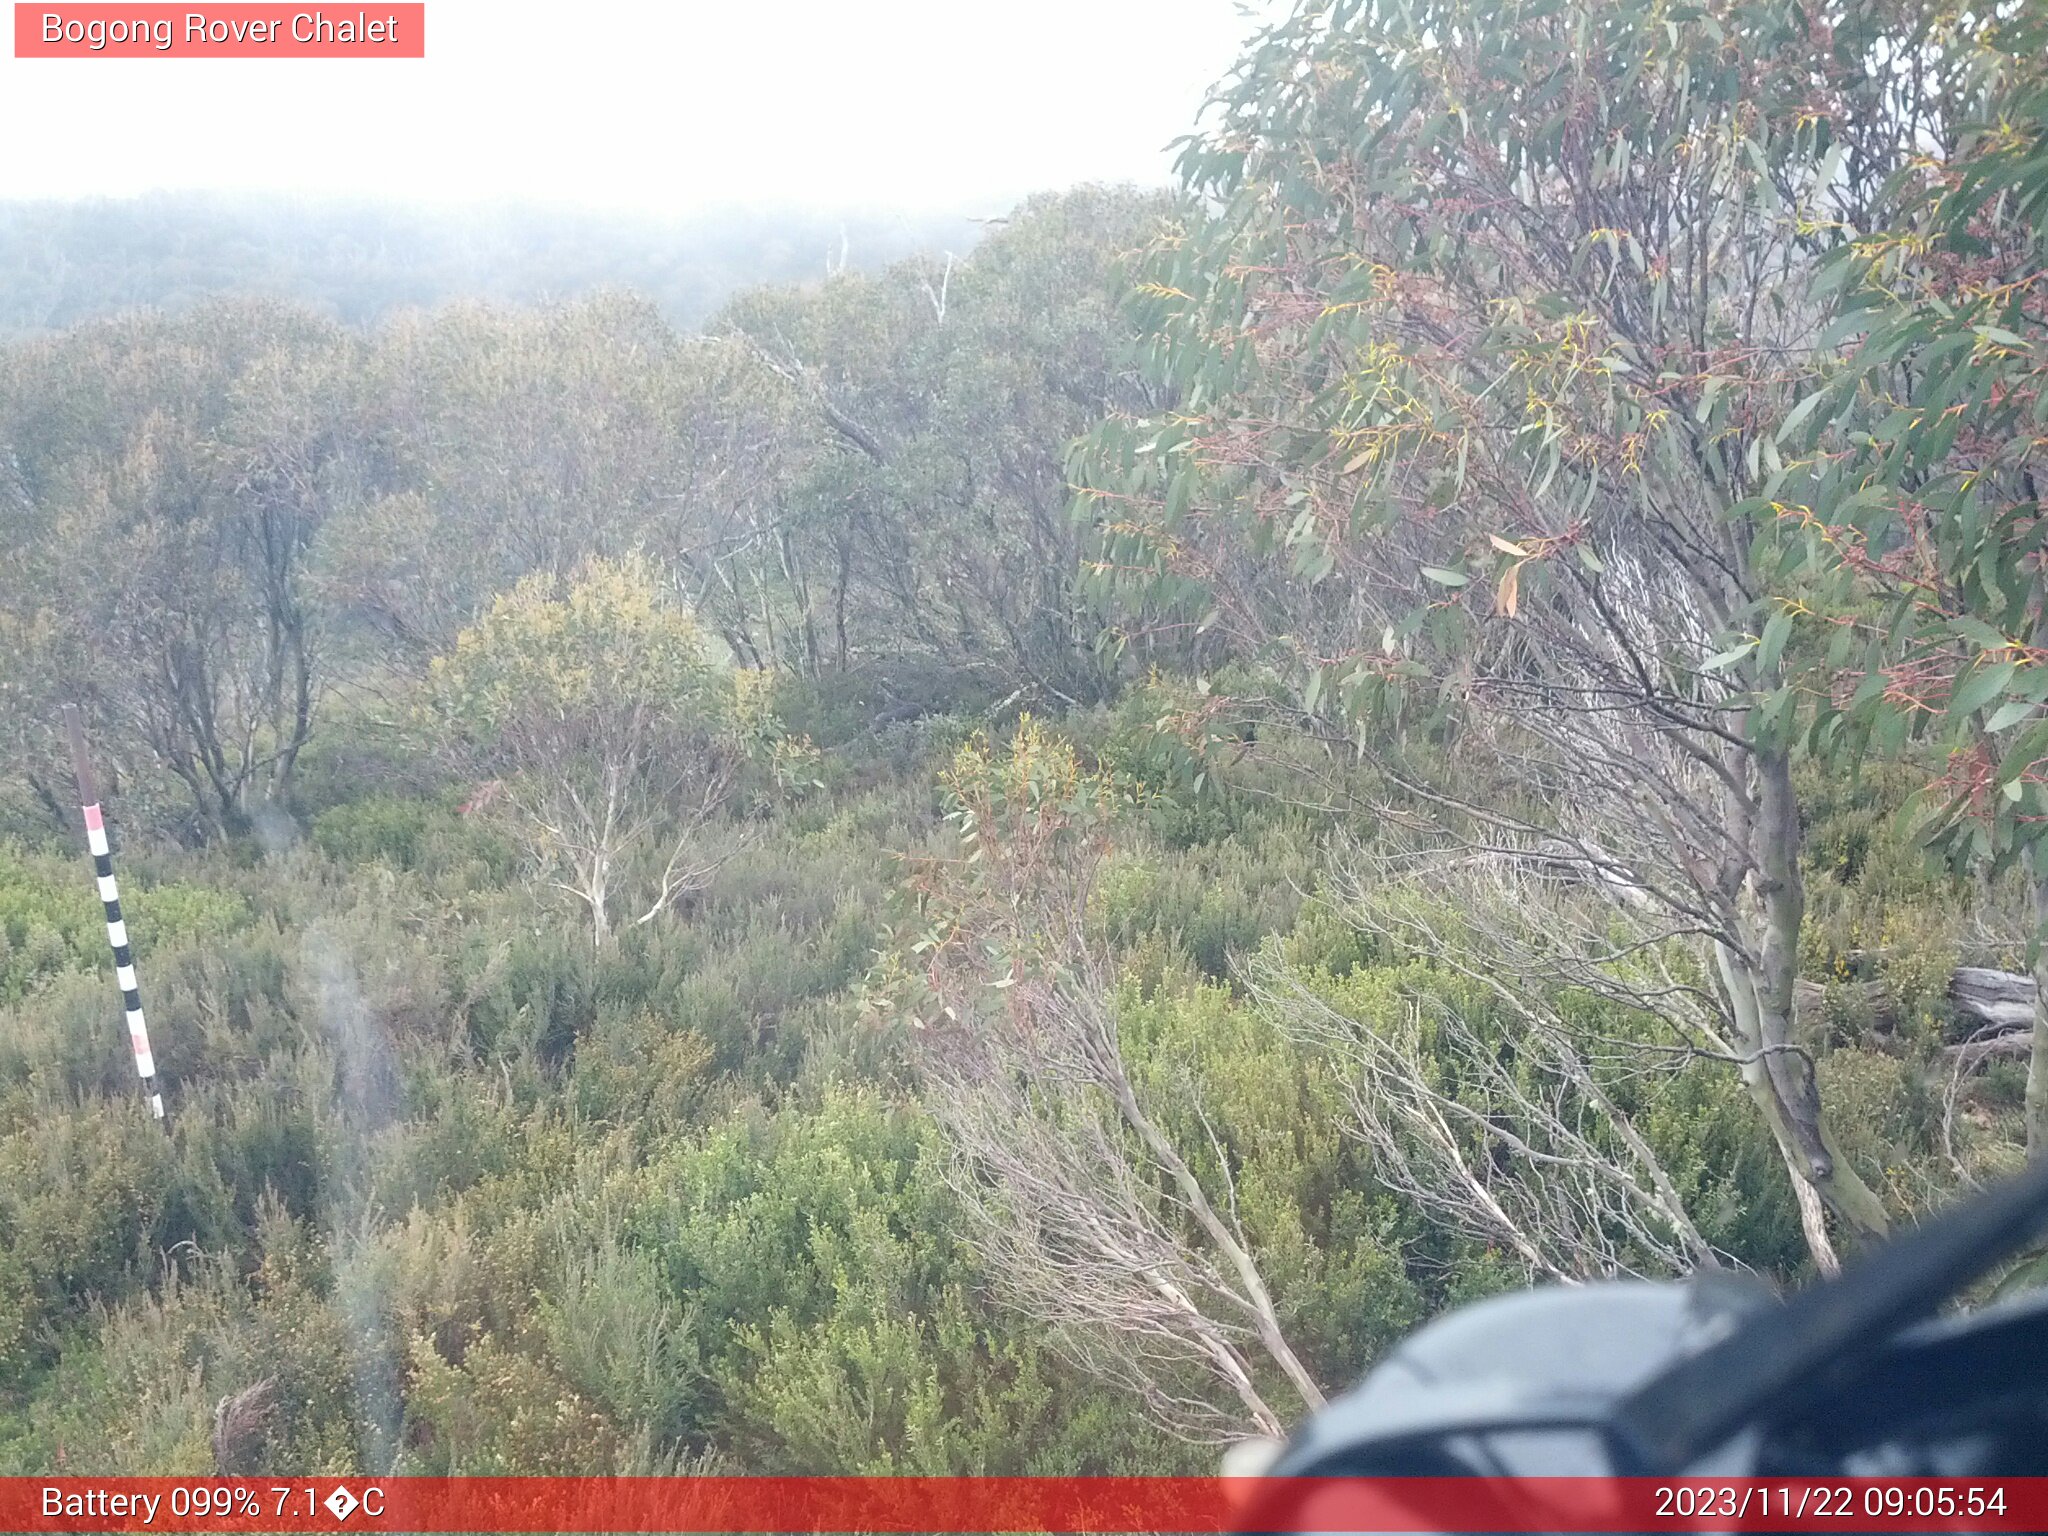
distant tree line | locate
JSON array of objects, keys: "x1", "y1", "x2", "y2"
[
  {"x1": 0, "y1": 193, "x2": 986, "y2": 339},
  {"x1": 0, "y1": 185, "x2": 1163, "y2": 841}
]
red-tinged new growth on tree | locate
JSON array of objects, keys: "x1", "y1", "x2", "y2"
[{"x1": 1072, "y1": 0, "x2": 2048, "y2": 1272}]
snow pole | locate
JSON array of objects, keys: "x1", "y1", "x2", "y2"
[{"x1": 62, "y1": 704, "x2": 165, "y2": 1122}]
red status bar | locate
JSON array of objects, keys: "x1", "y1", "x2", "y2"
[{"x1": 5, "y1": 1476, "x2": 2042, "y2": 1533}]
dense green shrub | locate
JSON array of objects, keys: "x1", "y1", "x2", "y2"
[
  {"x1": 0, "y1": 692, "x2": 2016, "y2": 1471},
  {"x1": 0, "y1": 845, "x2": 249, "y2": 1002}
]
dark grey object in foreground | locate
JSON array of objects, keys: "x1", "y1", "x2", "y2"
[{"x1": 1253, "y1": 1157, "x2": 2048, "y2": 1502}]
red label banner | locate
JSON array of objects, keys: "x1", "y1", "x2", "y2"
[
  {"x1": 13, "y1": 5, "x2": 425, "y2": 57},
  {"x1": 2, "y1": 1476, "x2": 2043, "y2": 1533}
]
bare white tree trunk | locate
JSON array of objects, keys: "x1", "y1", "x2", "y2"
[{"x1": 586, "y1": 850, "x2": 610, "y2": 952}]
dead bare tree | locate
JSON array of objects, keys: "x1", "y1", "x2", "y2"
[
  {"x1": 891, "y1": 723, "x2": 1324, "y2": 1441},
  {"x1": 1298, "y1": 802, "x2": 1869, "y2": 1275},
  {"x1": 509, "y1": 739, "x2": 740, "y2": 951},
  {"x1": 1246, "y1": 845, "x2": 1733, "y2": 1280},
  {"x1": 926, "y1": 965, "x2": 1319, "y2": 1440}
]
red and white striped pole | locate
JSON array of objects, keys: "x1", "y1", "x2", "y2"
[{"x1": 62, "y1": 704, "x2": 165, "y2": 1122}]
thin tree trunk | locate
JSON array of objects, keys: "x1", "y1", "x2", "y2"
[
  {"x1": 1757, "y1": 755, "x2": 1891, "y2": 1243},
  {"x1": 1712, "y1": 757, "x2": 1890, "y2": 1258},
  {"x1": 778, "y1": 528, "x2": 820, "y2": 680},
  {"x1": 833, "y1": 535, "x2": 852, "y2": 672},
  {"x1": 588, "y1": 856, "x2": 610, "y2": 951}
]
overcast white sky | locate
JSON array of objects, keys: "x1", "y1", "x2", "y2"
[{"x1": 0, "y1": 2, "x2": 1274, "y2": 214}]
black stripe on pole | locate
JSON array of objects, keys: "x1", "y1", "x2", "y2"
[{"x1": 62, "y1": 704, "x2": 165, "y2": 1124}]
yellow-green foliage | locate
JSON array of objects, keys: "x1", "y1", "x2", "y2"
[
  {"x1": 939, "y1": 715, "x2": 1131, "y2": 865},
  {"x1": 1112, "y1": 976, "x2": 1423, "y2": 1381},
  {"x1": 432, "y1": 555, "x2": 719, "y2": 741},
  {"x1": 0, "y1": 844, "x2": 248, "y2": 1003},
  {"x1": 1797, "y1": 763, "x2": 1995, "y2": 1044},
  {"x1": 403, "y1": 1332, "x2": 626, "y2": 1475}
]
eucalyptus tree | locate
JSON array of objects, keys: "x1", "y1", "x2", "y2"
[
  {"x1": 0, "y1": 300, "x2": 367, "y2": 836},
  {"x1": 333, "y1": 294, "x2": 695, "y2": 658},
  {"x1": 715, "y1": 187, "x2": 1170, "y2": 704},
  {"x1": 1074, "y1": 0, "x2": 1988, "y2": 1264},
  {"x1": 1778, "y1": 10, "x2": 2048, "y2": 1156}
]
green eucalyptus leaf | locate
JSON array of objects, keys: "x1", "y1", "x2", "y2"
[
  {"x1": 1952, "y1": 660, "x2": 2017, "y2": 721},
  {"x1": 1700, "y1": 639, "x2": 1758, "y2": 672}
]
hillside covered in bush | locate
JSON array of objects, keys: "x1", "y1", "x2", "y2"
[{"x1": 3, "y1": 0, "x2": 2047, "y2": 1476}]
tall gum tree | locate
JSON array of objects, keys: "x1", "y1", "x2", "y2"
[
  {"x1": 1073, "y1": 0, "x2": 1989, "y2": 1266},
  {"x1": 0, "y1": 300, "x2": 367, "y2": 837},
  {"x1": 1780, "y1": 10, "x2": 2048, "y2": 1160}
]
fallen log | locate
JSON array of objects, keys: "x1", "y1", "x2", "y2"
[
  {"x1": 1944, "y1": 1031, "x2": 2034, "y2": 1072},
  {"x1": 1947, "y1": 966, "x2": 2035, "y2": 1043},
  {"x1": 1790, "y1": 965, "x2": 2035, "y2": 1047}
]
